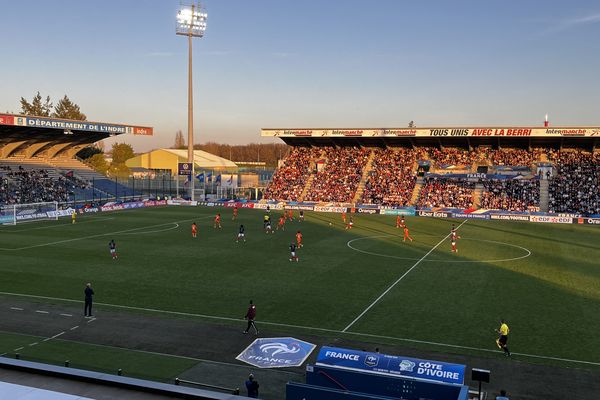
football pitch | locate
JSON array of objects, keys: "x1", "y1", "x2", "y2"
[{"x1": 0, "y1": 205, "x2": 599, "y2": 376}]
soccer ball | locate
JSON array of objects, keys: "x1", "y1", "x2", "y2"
[{"x1": 329, "y1": 222, "x2": 333, "y2": 226}]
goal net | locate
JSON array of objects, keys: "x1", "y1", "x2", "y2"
[{"x1": 1, "y1": 201, "x2": 60, "y2": 225}]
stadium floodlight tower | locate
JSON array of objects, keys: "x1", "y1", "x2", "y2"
[{"x1": 176, "y1": 3, "x2": 207, "y2": 201}]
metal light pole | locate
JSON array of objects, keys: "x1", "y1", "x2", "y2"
[{"x1": 177, "y1": 3, "x2": 207, "y2": 200}]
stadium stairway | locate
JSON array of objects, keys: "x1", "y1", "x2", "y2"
[
  {"x1": 539, "y1": 179, "x2": 549, "y2": 212},
  {"x1": 299, "y1": 149, "x2": 327, "y2": 202},
  {"x1": 352, "y1": 149, "x2": 376, "y2": 203},
  {"x1": 410, "y1": 177, "x2": 424, "y2": 205},
  {"x1": 472, "y1": 184, "x2": 484, "y2": 208},
  {"x1": 298, "y1": 175, "x2": 315, "y2": 202}
]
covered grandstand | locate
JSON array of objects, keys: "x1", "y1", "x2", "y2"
[
  {"x1": 262, "y1": 125, "x2": 600, "y2": 216},
  {"x1": 0, "y1": 113, "x2": 152, "y2": 204}
]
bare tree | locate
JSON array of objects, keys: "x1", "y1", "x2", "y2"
[{"x1": 174, "y1": 130, "x2": 185, "y2": 148}]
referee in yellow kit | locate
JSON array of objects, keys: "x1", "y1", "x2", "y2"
[{"x1": 495, "y1": 319, "x2": 511, "y2": 357}]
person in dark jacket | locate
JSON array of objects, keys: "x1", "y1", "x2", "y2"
[
  {"x1": 84, "y1": 283, "x2": 94, "y2": 317},
  {"x1": 243, "y1": 300, "x2": 258, "y2": 334},
  {"x1": 245, "y1": 373, "x2": 259, "y2": 398}
]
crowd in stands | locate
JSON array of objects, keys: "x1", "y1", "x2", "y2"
[
  {"x1": 549, "y1": 150, "x2": 600, "y2": 215},
  {"x1": 426, "y1": 147, "x2": 535, "y2": 167},
  {"x1": 264, "y1": 147, "x2": 321, "y2": 201},
  {"x1": 487, "y1": 148, "x2": 533, "y2": 166},
  {"x1": 480, "y1": 179, "x2": 540, "y2": 211},
  {"x1": 426, "y1": 147, "x2": 476, "y2": 166},
  {"x1": 0, "y1": 166, "x2": 70, "y2": 204},
  {"x1": 265, "y1": 146, "x2": 599, "y2": 215},
  {"x1": 304, "y1": 147, "x2": 370, "y2": 202},
  {"x1": 361, "y1": 148, "x2": 416, "y2": 206},
  {"x1": 417, "y1": 177, "x2": 475, "y2": 208}
]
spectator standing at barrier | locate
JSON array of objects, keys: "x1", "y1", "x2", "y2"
[
  {"x1": 496, "y1": 389, "x2": 510, "y2": 400},
  {"x1": 84, "y1": 283, "x2": 94, "y2": 317},
  {"x1": 245, "y1": 373, "x2": 259, "y2": 398},
  {"x1": 243, "y1": 300, "x2": 259, "y2": 334}
]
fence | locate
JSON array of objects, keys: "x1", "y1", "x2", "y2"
[{"x1": 65, "y1": 176, "x2": 267, "y2": 206}]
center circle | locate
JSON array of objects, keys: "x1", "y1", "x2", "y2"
[{"x1": 347, "y1": 235, "x2": 531, "y2": 263}]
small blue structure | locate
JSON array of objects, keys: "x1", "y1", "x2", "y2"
[{"x1": 286, "y1": 346, "x2": 469, "y2": 400}]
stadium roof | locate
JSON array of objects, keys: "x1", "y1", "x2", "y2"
[
  {"x1": 262, "y1": 126, "x2": 600, "y2": 148},
  {"x1": 0, "y1": 113, "x2": 152, "y2": 159},
  {"x1": 163, "y1": 149, "x2": 238, "y2": 168},
  {"x1": 126, "y1": 149, "x2": 237, "y2": 173}
]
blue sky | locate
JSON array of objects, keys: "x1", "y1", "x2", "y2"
[{"x1": 1, "y1": 1, "x2": 600, "y2": 151}]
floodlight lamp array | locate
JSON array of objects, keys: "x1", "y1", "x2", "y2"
[{"x1": 176, "y1": 6, "x2": 207, "y2": 37}]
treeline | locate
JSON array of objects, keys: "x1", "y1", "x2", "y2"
[{"x1": 190, "y1": 142, "x2": 289, "y2": 167}]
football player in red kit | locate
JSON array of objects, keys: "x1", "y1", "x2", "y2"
[
  {"x1": 277, "y1": 215, "x2": 286, "y2": 231},
  {"x1": 451, "y1": 224, "x2": 461, "y2": 253},
  {"x1": 403, "y1": 226, "x2": 413, "y2": 242},
  {"x1": 296, "y1": 230, "x2": 303, "y2": 248}
]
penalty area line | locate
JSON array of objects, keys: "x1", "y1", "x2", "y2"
[
  {"x1": 0, "y1": 216, "x2": 210, "y2": 251},
  {"x1": 1, "y1": 290, "x2": 598, "y2": 367},
  {"x1": 342, "y1": 219, "x2": 468, "y2": 332}
]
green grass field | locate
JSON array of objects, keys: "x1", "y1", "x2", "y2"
[{"x1": 1, "y1": 206, "x2": 599, "y2": 373}]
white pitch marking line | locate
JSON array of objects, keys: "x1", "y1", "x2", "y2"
[
  {"x1": 50, "y1": 331, "x2": 65, "y2": 339},
  {"x1": 28, "y1": 342, "x2": 39, "y2": 347},
  {"x1": 10, "y1": 307, "x2": 23, "y2": 311},
  {"x1": 0, "y1": 217, "x2": 116, "y2": 233},
  {"x1": 70, "y1": 326, "x2": 79, "y2": 331},
  {"x1": 347, "y1": 235, "x2": 532, "y2": 264},
  {"x1": 60, "y1": 313, "x2": 73, "y2": 317},
  {"x1": 1, "y1": 289, "x2": 598, "y2": 366},
  {"x1": 87, "y1": 318, "x2": 96, "y2": 323},
  {"x1": 35, "y1": 310, "x2": 49, "y2": 314},
  {"x1": 342, "y1": 219, "x2": 469, "y2": 332},
  {"x1": 0, "y1": 216, "x2": 210, "y2": 251},
  {"x1": 14, "y1": 347, "x2": 24, "y2": 351},
  {"x1": 119, "y1": 223, "x2": 179, "y2": 235}
]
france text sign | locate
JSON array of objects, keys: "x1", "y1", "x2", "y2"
[
  {"x1": 316, "y1": 346, "x2": 465, "y2": 385},
  {"x1": 236, "y1": 337, "x2": 316, "y2": 368}
]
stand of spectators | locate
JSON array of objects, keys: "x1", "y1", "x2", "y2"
[
  {"x1": 304, "y1": 147, "x2": 370, "y2": 202},
  {"x1": 0, "y1": 167, "x2": 70, "y2": 204},
  {"x1": 549, "y1": 150, "x2": 599, "y2": 215},
  {"x1": 417, "y1": 177, "x2": 475, "y2": 208},
  {"x1": 486, "y1": 148, "x2": 533, "y2": 166},
  {"x1": 480, "y1": 179, "x2": 540, "y2": 211},
  {"x1": 427, "y1": 147, "x2": 477, "y2": 166},
  {"x1": 264, "y1": 147, "x2": 321, "y2": 201},
  {"x1": 361, "y1": 148, "x2": 417, "y2": 206}
]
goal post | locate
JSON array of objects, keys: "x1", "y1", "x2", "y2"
[{"x1": 1, "y1": 201, "x2": 60, "y2": 225}]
